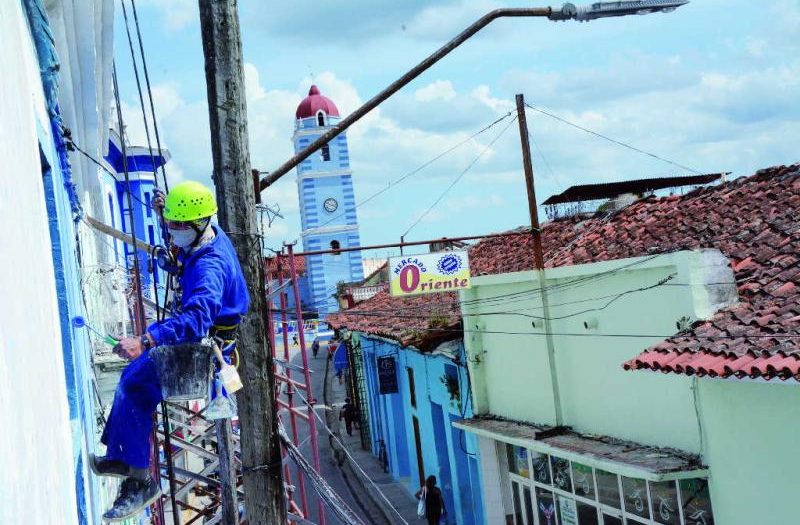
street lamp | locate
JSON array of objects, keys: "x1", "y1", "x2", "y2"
[
  {"x1": 551, "y1": 1, "x2": 689, "y2": 21},
  {"x1": 259, "y1": 1, "x2": 689, "y2": 191}
]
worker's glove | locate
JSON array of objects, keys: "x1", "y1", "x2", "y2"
[
  {"x1": 152, "y1": 190, "x2": 166, "y2": 216},
  {"x1": 114, "y1": 336, "x2": 144, "y2": 360}
]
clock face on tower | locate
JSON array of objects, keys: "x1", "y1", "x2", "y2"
[{"x1": 323, "y1": 198, "x2": 338, "y2": 213}]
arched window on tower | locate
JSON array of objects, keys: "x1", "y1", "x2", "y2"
[
  {"x1": 330, "y1": 239, "x2": 341, "y2": 255},
  {"x1": 317, "y1": 111, "x2": 326, "y2": 127},
  {"x1": 321, "y1": 144, "x2": 331, "y2": 162}
]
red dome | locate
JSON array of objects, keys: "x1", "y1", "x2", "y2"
[{"x1": 295, "y1": 85, "x2": 340, "y2": 119}]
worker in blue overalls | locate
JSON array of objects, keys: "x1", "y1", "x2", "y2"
[{"x1": 90, "y1": 181, "x2": 249, "y2": 522}]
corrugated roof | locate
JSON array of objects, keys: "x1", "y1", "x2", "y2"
[{"x1": 541, "y1": 173, "x2": 724, "y2": 205}]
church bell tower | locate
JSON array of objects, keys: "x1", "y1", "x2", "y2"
[{"x1": 294, "y1": 85, "x2": 363, "y2": 317}]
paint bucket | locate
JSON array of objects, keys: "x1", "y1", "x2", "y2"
[{"x1": 150, "y1": 339, "x2": 215, "y2": 401}]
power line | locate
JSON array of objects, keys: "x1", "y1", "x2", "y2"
[
  {"x1": 301, "y1": 112, "x2": 515, "y2": 238},
  {"x1": 278, "y1": 423, "x2": 366, "y2": 525},
  {"x1": 119, "y1": 0, "x2": 160, "y2": 193},
  {"x1": 65, "y1": 134, "x2": 154, "y2": 212},
  {"x1": 291, "y1": 389, "x2": 411, "y2": 525},
  {"x1": 333, "y1": 273, "x2": 678, "y2": 323},
  {"x1": 128, "y1": 0, "x2": 169, "y2": 192},
  {"x1": 336, "y1": 323, "x2": 800, "y2": 341},
  {"x1": 527, "y1": 128, "x2": 563, "y2": 192},
  {"x1": 524, "y1": 103, "x2": 703, "y2": 175},
  {"x1": 402, "y1": 115, "x2": 518, "y2": 237}
]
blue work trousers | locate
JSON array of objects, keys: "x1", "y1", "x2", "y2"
[{"x1": 101, "y1": 351, "x2": 162, "y2": 469}]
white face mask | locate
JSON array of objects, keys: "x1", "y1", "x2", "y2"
[{"x1": 168, "y1": 228, "x2": 198, "y2": 249}]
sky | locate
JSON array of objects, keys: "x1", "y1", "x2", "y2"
[{"x1": 114, "y1": 0, "x2": 800, "y2": 259}]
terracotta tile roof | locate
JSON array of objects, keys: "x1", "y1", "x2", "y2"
[
  {"x1": 330, "y1": 164, "x2": 800, "y2": 378},
  {"x1": 264, "y1": 254, "x2": 306, "y2": 277},
  {"x1": 327, "y1": 289, "x2": 462, "y2": 350}
]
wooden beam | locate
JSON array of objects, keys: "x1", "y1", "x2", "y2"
[{"x1": 85, "y1": 215, "x2": 156, "y2": 254}]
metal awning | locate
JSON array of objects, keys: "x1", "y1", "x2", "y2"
[
  {"x1": 541, "y1": 173, "x2": 725, "y2": 205},
  {"x1": 454, "y1": 417, "x2": 707, "y2": 482}
]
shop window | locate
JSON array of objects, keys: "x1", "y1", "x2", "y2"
[
  {"x1": 523, "y1": 486, "x2": 535, "y2": 525},
  {"x1": 572, "y1": 462, "x2": 595, "y2": 499},
  {"x1": 650, "y1": 481, "x2": 680, "y2": 525},
  {"x1": 679, "y1": 479, "x2": 714, "y2": 525},
  {"x1": 512, "y1": 481, "x2": 524, "y2": 525},
  {"x1": 551, "y1": 456, "x2": 573, "y2": 493},
  {"x1": 506, "y1": 445, "x2": 529, "y2": 478},
  {"x1": 596, "y1": 468, "x2": 622, "y2": 508},
  {"x1": 622, "y1": 476, "x2": 650, "y2": 520},
  {"x1": 535, "y1": 486, "x2": 557, "y2": 525},
  {"x1": 531, "y1": 452, "x2": 551, "y2": 485},
  {"x1": 576, "y1": 500, "x2": 600, "y2": 525},
  {"x1": 503, "y1": 448, "x2": 714, "y2": 525}
]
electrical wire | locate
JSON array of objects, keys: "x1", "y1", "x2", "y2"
[
  {"x1": 119, "y1": 0, "x2": 160, "y2": 192},
  {"x1": 338, "y1": 323, "x2": 800, "y2": 341},
  {"x1": 402, "y1": 115, "x2": 518, "y2": 238},
  {"x1": 291, "y1": 389, "x2": 412, "y2": 525},
  {"x1": 65, "y1": 133, "x2": 154, "y2": 211},
  {"x1": 527, "y1": 128, "x2": 563, "y2": 192},
  {"x1": 331, "y1": 273, "x2": 678, "y2": 324},
  {"x1": 128, "y1": 0, "x2": 169, "y2": 192},
  {"x1": 524, "y1": 103, "x2": 703, "y2": 175},
  {"x1": 279, "y1": 423, "x2": 366, "y2": 525},
  {"x1": 293, "y1": 111, "x2": 515, "y2": 241}
]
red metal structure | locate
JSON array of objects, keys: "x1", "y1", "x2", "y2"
[{"x1": 265, "y1": 245, "x2": 326, "y2": 525}]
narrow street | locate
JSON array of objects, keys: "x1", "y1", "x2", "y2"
[{"x1": 283, "y1": 344, "x2": 386, "y2": 525}]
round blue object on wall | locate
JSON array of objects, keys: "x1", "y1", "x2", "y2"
[{"x1": 71, "y1": 316, "x2": 87, "y2": 328}]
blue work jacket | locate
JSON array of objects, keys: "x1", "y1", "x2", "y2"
[{"x1": 147, "y1": 226, "x2": 249, "y2": 345}]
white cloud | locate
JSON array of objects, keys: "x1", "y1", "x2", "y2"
[
  {"x1": 415, "y1": 80, "x2": 457, "y2": 102},
  {"x1": 138, "y1": 0, "x2": 196, "y2": 31}
]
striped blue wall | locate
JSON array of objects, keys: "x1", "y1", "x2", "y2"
[{"x1": 294, "y1": 114, "x2": 363, "y2": 317}]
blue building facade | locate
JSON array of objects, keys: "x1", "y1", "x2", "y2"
[
  {"x1": 294, "y1": 86, "x2": 363, "y2": 317},
  {"x1": 5, "y1": 1, "x2": 153, "y2": 522},
  {"x1": 356, "y1": 333, "x2": 485, "y2": 525},
  {"x1": 104, "y1": 131, "x2": 169, "y2": 302}
]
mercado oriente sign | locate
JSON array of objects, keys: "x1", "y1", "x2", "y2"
[{"x1": 389, "y1": 250, "x2": 471, "y2": 297}]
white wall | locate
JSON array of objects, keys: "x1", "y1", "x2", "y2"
[{"x1": 0, "y1": 2, "x2": 78, "y2": 523}]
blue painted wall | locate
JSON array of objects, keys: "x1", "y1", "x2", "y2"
[
  {"x1": 22, "y1": 0, "x2": 106, "y2": 520},
  {"x1": 294, "y1": 109, "x2": 363, "y2": 317},
  {"x1": 105, "y1": 138, "x2": 167, "y2": 299},
  {"x1": 359, "y1": 334, "x2": 485, "y2": 525}
]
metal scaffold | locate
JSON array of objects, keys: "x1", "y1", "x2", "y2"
[{"x1": 265, "y1": 246, "x2": 326, "y2": 525}]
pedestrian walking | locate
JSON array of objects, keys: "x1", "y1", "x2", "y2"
[
  {"x1": 415, "y1": 475, "x2": 447, "y2": 525},
  {"x1": 338, "y1": 398, "x2": 358, "y2": 436}
]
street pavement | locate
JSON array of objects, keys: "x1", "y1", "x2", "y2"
[{"x1": 284, "y1": 344, "x2": 386, "y2": 525}]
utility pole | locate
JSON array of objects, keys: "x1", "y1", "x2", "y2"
[
  {"x1": 515, "y1": 93, "x2": 563, "y2": 426},
  {"x1": 198, "y1": 1, "x2": 286, "y2": 524}
]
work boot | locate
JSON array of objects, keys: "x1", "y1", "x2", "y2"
[
  {"x1": 89, "y1": 453, "x2": 132, "y2": 478},
  {"x1": 102, "y1": 477, "x2": 161, "y2": 522}
]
